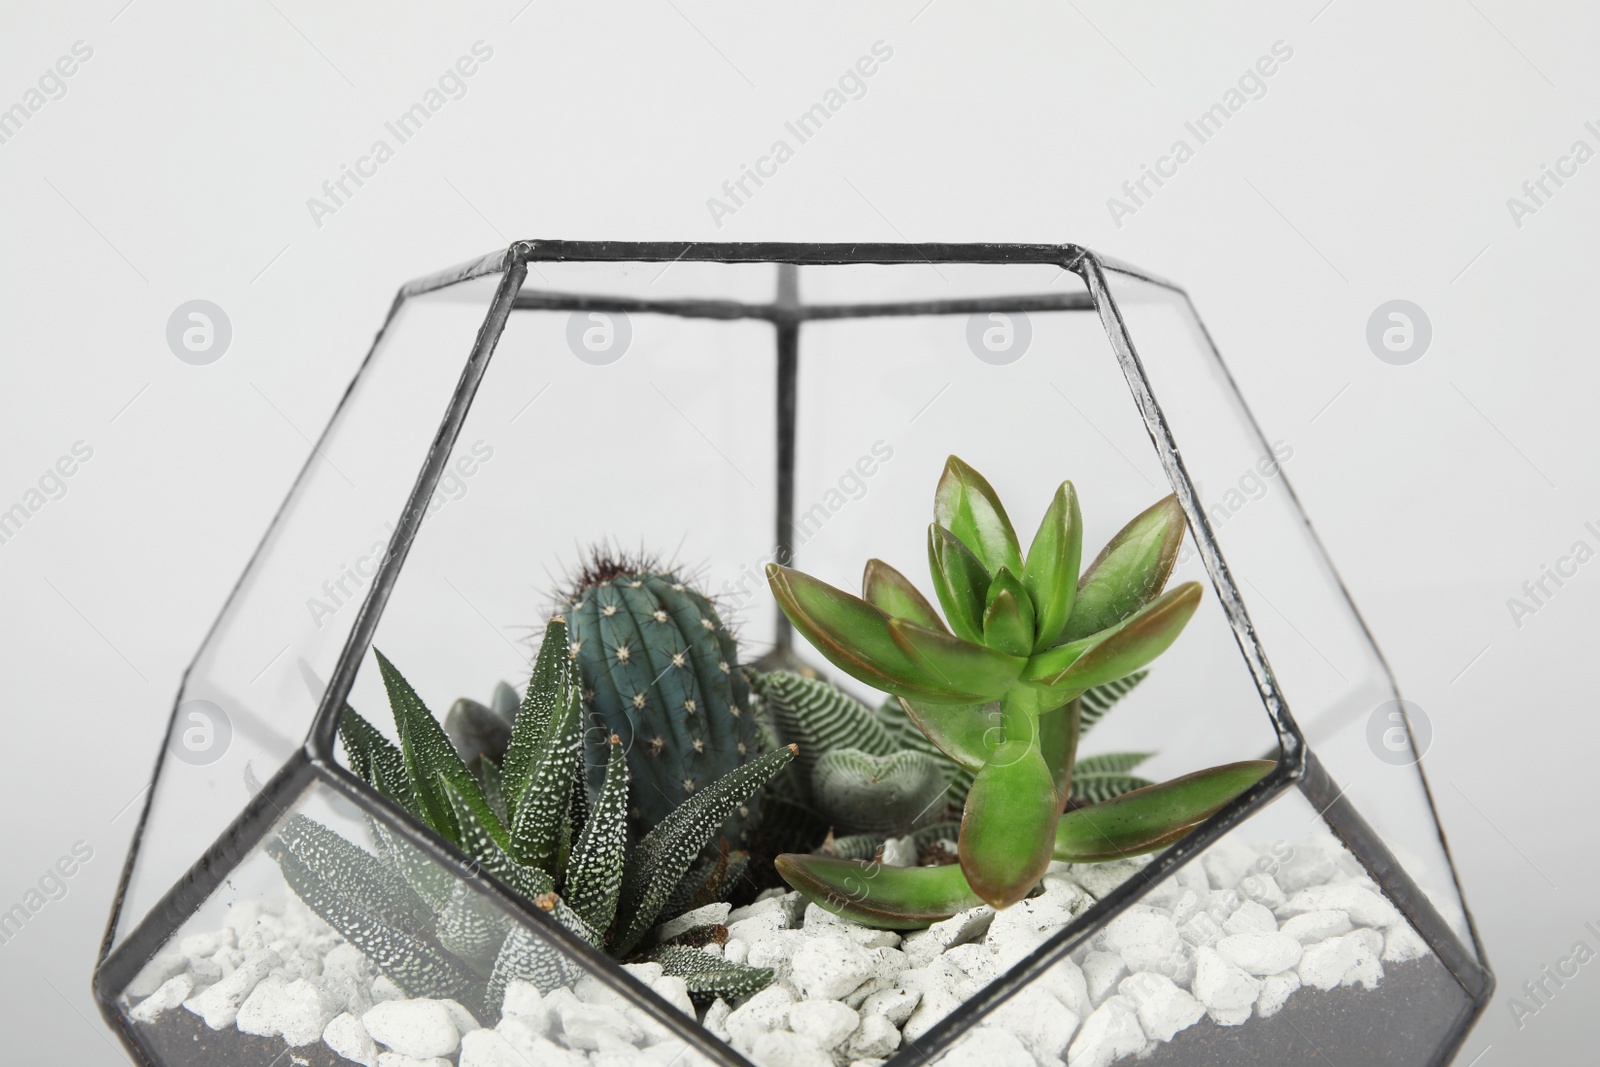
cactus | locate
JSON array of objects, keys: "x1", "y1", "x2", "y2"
[
  {"x1": 268, "y1": 620, "x2": 792, "y2": 1020},
  {"x1": 563, "y1": 554, "x2": 759, "y2": 840}
]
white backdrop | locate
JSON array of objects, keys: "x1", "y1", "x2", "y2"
[{"x1": 2, "y1": 2, "x2": 1596, "y2": 1063}]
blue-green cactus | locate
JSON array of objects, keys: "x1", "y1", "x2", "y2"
[{"x1": 563, "y1": 556, "x2": 759, "y2": 839}]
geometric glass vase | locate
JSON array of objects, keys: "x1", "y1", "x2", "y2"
[{"x1": 93, "y1": 242, "x2": 1492, "y2": 1067}]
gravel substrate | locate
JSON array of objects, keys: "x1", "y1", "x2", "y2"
[{"x1": 122, "y1": 830, "x2": 1439, "y2": 1067}]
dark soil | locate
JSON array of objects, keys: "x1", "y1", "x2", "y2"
[
  {"x1": 1135, "y1": 955, "x2": 1475, "y2": 1067},
  {"x1": 132, "y1": 1009, "x2": 348, "y2": 1067}
]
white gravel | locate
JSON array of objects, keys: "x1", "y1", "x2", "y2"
[{"x1": 119, "y1": 828, "x2": 1438, "y2": 1067}]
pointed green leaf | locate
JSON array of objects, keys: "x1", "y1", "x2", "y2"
[
  {"x1": 774, "y1": 853, "x2": 984, "y2": 930},
  {"x1": 927, "y1": 525, "x2": 991, "y2": 643},
  {"x1": 934, "y1": 456, "x2": 1023, "y2": 577},
  {"x1": 981, "y1": 568, "x2": 1035, "y2": 658},
  {"x1": 339, "y1": 705, "x2": 416, "y2": 815},
  {"x1": 502, "y1": 620, "x2": 575, "y2": 819},
  {"x1": 1028, "y1": 583, "x2": 1201, "y2": 692},
  {"x1": 862, "y1": 558, "x2": 946, "y2": 632},
  {"x1": 564, "y1": 736, "x2": 630, "y2": 933},
  {"x1": 440, "y1": 778, "x2": 553, "y2": 901},
  {"x1": 959, "y1": 734, "x2": 1059, "y2": 909},
  {"x1": 887, "y1": 617, "x2": 1027, "y2": 700},
  {"x1": 752, "y1": 671, "x2": 896, "y2": 789},
  {"x1": 507, "y1": 684, "x2": 583, "y2": 871},
  {"x1": 614, "y1": 744, "x2": 795, "y2": 956},
  {"x1": 378, "y1": 649, "x2": 505, "y2": 844},
  {"x1": 766, "y1": 564, "x2": 971, "y2": 703},
  {"x1": 653, "y1": 944, "x2": 774, "y2": 1004},
  {"x1": 1053, "y1": 760, "x2": 1274, "y2": 861},
  {"x1": 1061, "y1": 495, "x2": 1187, "y2": 642},
  {"x1": 1023, "y1": 481, "x2": 1083, "y2": 650},
  {"x1": 488, "y1": 922, "x2": 581, "y2": 1003}
]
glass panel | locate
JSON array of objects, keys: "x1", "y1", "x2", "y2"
[
  {"x1": 111, "y1": 775, "x2": 722, "y2": 1067},
  {"x1": 114, "y1": 277, "x2": 510, "y2": 953},
  {"x1": 1094, "y1": 264, "x2": 1476, "y2": 952},
  {"x1": 920, "y1": 789, "x2": 1470, "y2": 1067}
]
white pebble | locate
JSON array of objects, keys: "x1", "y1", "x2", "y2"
[
  {"x1": 986, "y1": 986, "x2": 1080, "y2": 1061},
  {"x1": 1223, "y1": 901, "x2": 1278, "y2": 936},
  {"x1": 650, "y1": 975, "x2": 695, "y2": 1017},
  {"x1": 1037, "y1": 957, "x2": 1092, "y2": 1018},
  {"x1": 1066, "y1": 995, "x2": 1146, "y2": 1067},
  {"x1": 787, "y1": 999, "x2": 858, "y2": 1049},
  {"x1": 1281, "y1": 884, "x2": 1401, "y2": 928},
  {"x1": 1192, "y1": 947, "x2": 1261, "y2": 1013},
  {"x1": 902, "y1": 987, "x2": 961, "y2": 1041},
  {"x1": 881, "y1": 835, "x2": 918, "y2": 867},
  {"x1": 1216, "y1": 933, "x2": 1303, "y2": 976},
  {"x1": 324, "y1": 1012, "x2": 379, "y2": 1067},
  {"x1": 1297, "y1": 934, "x2": 1362, "y2": 991},
  {"x1": 376, "y1": 1054, "x2": 451, "y2": 1067},
  {"x1": 1119, "y1": 971, "x2": 1203, "y2": 1043},
  {"x1": 723, "y1": 985, "x2": 794, "y2": 1052},
  {"x1": 554, "y1": 1000, "x2": 643, "y2": 1050},
  {"x1": 130, "y1": 974, "x2": 194, "y2": 1023},
  {"x1": 847, "y1": 1012, "x2": 901, "y2": 1059},
  {"x1": 749, "y1": 1030, "x2": 832, "y2": 1067},
  {"x1": 937, "y1": 1025, "x2": 1035, "y2": 1067},
  {"x1": 861, "y1": 987, "x2": 920, "y2": 1026},
  {"x1": 362, "y1": 1000, "x2": 462, "y2": 1059},
  {"x1": 128, "y1": 953, "x2": 188, "y2": 998},
  {"x1": 1383, "y1": 924, "x2": 1431, "y2": 963},
  {"x1": 1279, "y1": 910, "x2": 1352, "y2": 944},
  {"x1": 1099, "y1": 906, "x2": 1180, "y2": 955},
  {"x1": 901, "y1": 906, "x2": 994, "y2": 963},
  {"x1": 496, "y1": 1018, "x2": 586, "y2": 1067},
  {"x1": 1256, "y1": 971, "x2": 1300, "y2": 1019},
  {"x1": 791, "y1": 934, "x2": 875, "y2": 1000},
  {"x1": 1081, "y1": 950, "x2": 1128, "y2": 1005},
  {"x1": 237, "y1": 976, "x2": 337, "y2": 1046},
  {"x1": 184, "y1": 949, "x2": 280, "y2": 1030}
]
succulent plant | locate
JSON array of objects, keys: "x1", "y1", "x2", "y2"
[
  {"x1": 753, "y1": 666, "x2": 1154, "y2": 848},
  {"x1": 765, "y1": 456, "x2": 1273, "y2": 925},
  {"x1": 268, "y1": 619, "x2": 791, "y2": 1020},
  {"x1": 563, "y1": 556, "x2": 760, "y2": 841}
]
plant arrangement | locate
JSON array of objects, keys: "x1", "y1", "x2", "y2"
[
  {"x1": 765, "y1": 457, "x2": 1273, "y2": 926},
  {"x1": 267, "y1": 617, "x2": 791, "y2": 1022}
]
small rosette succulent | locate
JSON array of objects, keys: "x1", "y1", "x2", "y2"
[{"x1": 766, "y1": 456, "x2": 1272, "y2": 925}]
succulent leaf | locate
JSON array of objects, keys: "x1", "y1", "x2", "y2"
[
  {"x1": 766, "y1": 564, "x2": 970, "y2": 702},
  {"x1": 809, "y1": 749, "x2": 956, "y2": 835},
  {"x1": 1038, "y1": 696, "x2": 1081, "y2": 808},
  {"x1": 981, "y1": 568, "x2": 1035, "y2": 658},
  {"x1": 1071, "y1": 772, "x2": 1155, "y2": 804},
  {"x1": 862, "y1": 558, "x2": 947, "y2": 632},
  {"x1": 934, "y1": 456, "x2": 1023, "y2": 578},
  {"x1": 773, "y1": 853, "x2": 985, "y2": 929},
  {"x1": 958, "y1": 734, "x2": 1059, "y2": 909},
  {"x1": 1027, "y1": 583, "x2": 1201, "y2": 693},
  {"x1": 1053, "y1": 760, "x2": 1274, "y2": 861},
  {"x1": 377, "y1": 650, "x2": 509, "y2": 849},
  {"x1": 887, "y1": 618, "x2": 1027, "y2": 701},
  {"x1": 501, "y1": 618, "x2": 574, "y2": 821},
  {"x1": 1061, "y1": 494, "x2": 1187, "y2": 643},
  {"x1": 927, "y1": 524, "x2": 991, "y2": 643},
  {"x1": 898, "y1": 697, "x2": 999, "y2": 774},
  {"x1": 563, "y1": 736, "x2": 630, "y2": 933},
  {"x1": 1023, "y1": 481, "x2": 1083, "y2": 650},
  {"x1": 507, "y1": 683, "x2": 583, "y2": 872},
  {"x1": 614, "y1": 744, "x2": 796, "y2": 956},
  {"x1": 487, "y1": 922, "x2": 580, "y2": 1002},
  {"x1": 339, "y1": 705, "x2": 412, "y2": 811},
  {"x1": 653, "y1": 944, "x2": 775, "y2": 1005}
]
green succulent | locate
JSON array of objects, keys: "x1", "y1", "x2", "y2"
[
  {"x1": 765, "y1": 456, "x2": 1272, "y2": 925},
  {"x1": 752, "y1": 666, "x2": 1154, "y2": 846},
  {"x1": 268, "y1": 619, "x2": 791, "y2": 1019},
  {"x1": 562, "y1": 558, "x2": 761, "y2": 841}
]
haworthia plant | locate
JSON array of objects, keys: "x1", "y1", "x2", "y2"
[
  {"x1": 766, "y1": 457, "x2": 1275, "y2": 925},
  {"x1": 269, "y1": 619, "x2": 793, "y2": 1020}
]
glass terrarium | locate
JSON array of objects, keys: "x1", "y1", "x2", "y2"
[{"x1": 93, "y1": 242, "x2": 1493, "y2": 1067}]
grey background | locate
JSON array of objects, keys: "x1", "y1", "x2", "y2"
[{"x1": 1, "y1": 1, "x2": 1595, "y2": 1062}]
